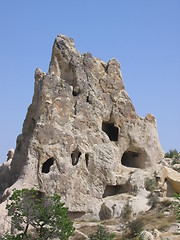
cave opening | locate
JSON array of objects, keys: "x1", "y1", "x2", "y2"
[
  {"x1": 42, "y1": 158, "x2": 54, "y2": 173},
  {"x1": 71, "y1": 149, "x2": 81, "y2": 166},
  {"x1": 85, "y1": 153, "x2": 89, "y2": 168},
  {"x1": 72, "y1": 85, "x2": 80, "y2": 96},
  {"x1": 86, "y1": 96, "x2": 89, "y2": 103},
  {"x1": 72, "y1": 90, "x2": 79, "y2": 96},
  {"x1": 102, "y1": 121, "x2": 118, "y2": 141},
  {"x1": 103, "y1": 183, "x2": 130, "y2": 198},
  {"x1": 68, "y1": 211, "x2": 85, "y2": 220},
  {"x1": 121, "y1": 149, "x2": 146, "y2": 169}
]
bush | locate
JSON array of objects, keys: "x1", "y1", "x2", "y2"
[
  {"x1": 121, "y1": 202, "x2": 132, "y2": 220},
  {"x1": 165, "y1": 149, "x2": 179, "y2": 160},
  {"x1": 145, "y1": 178, "x2": 157, "y2": 192},
  {"x1": 128, "y1": 219, "x2": 143, "y2": 237},
  {"x1": 89, "y1": 225, "x2": 115, "y2": 240},
  {"x1": 0, "y1": 188, "x2": 74, "y2": 239},
  {"x1": 147, "y1": 192, "x2": 159, "y2": 209},
  {"x1": 174, "y1": 193, "x2": 180, "y2": 222}
]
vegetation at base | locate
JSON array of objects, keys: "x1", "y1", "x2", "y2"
[
  {"x1": 174, "y1": 193, "x2": 180, "y2": 222},
  {"x1": 128, "y1": 219, "x2": 144, "y2": 238},
  {"x1": 121, "y1": 201, "x2": 132, "y2": 220},
  {"x1": 144, "y1": 178, "x2": 157, "y2": 192},
  {"x1": 147, "y1": 192, "x2": 159, "y2": 209},
  {"x1": 0, "y1": 188, "x2": 74, "y2": 240},
  {"x1": 89, "y1": 225, "x2": 115, "y2": 240},
  {"x1": 60, "y1": 78, "x2": 64, "y2": 89},
  {"x1": 165, "y1": 149, "x2": 179, "y2": 160}
]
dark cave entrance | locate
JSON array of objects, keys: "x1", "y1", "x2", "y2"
[
  {"x1": 71, "y1": 149, "x2": 81, "y2": 166},
  {"x1": 68, "y1": 211, "x2": 86, "y2": 220},
  {"x1": 102, "y1": 121, "x2": 118, "y2": 141},
  {"x1": 85, "y1": 153, "x2": 89, "y2": 168},
  {"x1": 103, "y1": 183, "x2": 131, "y2": 198},
  {"x1": 121, "y1": 149, "x2": 147, "y2": 169},
  {"x1": 42, "y1": 158, "x2": 54, "y2": 173}
]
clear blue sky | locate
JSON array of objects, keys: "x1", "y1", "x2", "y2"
[{"x1": 0, "y1": 1, "x2": 179, "y2": 163}]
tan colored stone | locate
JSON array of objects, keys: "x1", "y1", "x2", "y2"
[
  {"x1": 162, "y1": 166, "x2": 180, "y2": 195},
  {"x1": 140, "y1": 230, "x2": 154, "y2": 240},
  {"x1": 0, "y1": 34, "x2": 164, "y2": 234}
]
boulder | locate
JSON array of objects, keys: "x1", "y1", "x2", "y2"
[
  {"x1": 162, "y1": 166, "x2": 180, "y2": 195},
  {"x1": 140, "y1": 230, "x2": 154, "y2": 240}
]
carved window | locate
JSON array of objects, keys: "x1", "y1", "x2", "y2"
[
  {"x1": 103, "y1": 183, "x2": 130, "y2": 198},
  {"x1": 85, "y1": 153, "x2": 89, "y2": 168},
  {"x1": 121, "y1": 149, "x2": 147, "y2": 169},
  {"x1": 42, "y1": 158, "x2": 54, "y2": 173},
  {"x1": 102, "y1": 121, "x2": 118, "y2": 141},
  {"x1": 71, "y1": 149, "x2": 81, "y2": 166}
]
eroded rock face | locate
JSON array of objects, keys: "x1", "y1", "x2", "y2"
[
  {"x1": 161, "y1": 166, "x2": 180, "y2": 196},
  {"x1": 0, "y1": 149, "x2": 14, "y2": 195},
  {"x1": 0, "y1": 35, "x2": 164, "y2": 225}
]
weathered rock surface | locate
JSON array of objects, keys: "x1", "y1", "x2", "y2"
[
  {"x1": 161, "y1": 166, "x2": 180, "y2": 196},
  {"x1": 140, "y1": 229, "x2": 180, "y2": 240},
  {"x1": 0, "y1": 34, "x2": 165, "y2": 233},
  {"x1": 139, "y1": 230, "x2": 154, "y2": 240},
  {"x1": 0, "y1": 149, "x2": 14, "y2": 196}
]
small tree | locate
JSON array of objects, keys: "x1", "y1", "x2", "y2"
[
  {"x1": 1, "y1": 188, "x2": 74, "y2": 239},
  {"x1": 89, "y1": 225, "x2": 115, "y2": 240}
]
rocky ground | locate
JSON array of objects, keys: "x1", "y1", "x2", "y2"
[
  {"x1": 70, "y1": 153, "x2": 180, "y2": 239},
  {"x1": 69, "y1": 197, "x2": 179, "y2": 239},
  {"x1": 70, "y1": 197, "x2": 179, "y2": 239}
]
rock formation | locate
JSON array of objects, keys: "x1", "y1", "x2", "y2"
[
  {"x1": 0, "y1": 149, "x2": 14, "y2": 194},
  {"x1": 0, "y1": 35, "x2": 166, "y2": 233},
  {"x1": 161, "y1": 166, "x2": 180, "y2": 196}
]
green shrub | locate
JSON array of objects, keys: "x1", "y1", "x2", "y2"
[
  {"x1": 128, "y1": 219, "x2": 144, "y2": 237},
  {"x1": 165, "y1": 149, "x2": 179, "y2": 160},
  {"x1": 145, "y1": 178, "x2": 157, "y2": 192},
  {"x1": 121, "y1": 202, "x2": 132, "y2": 220},
  {"x1": 89, "y1": 225, "x2": 115, "y2": 240},
  {"x1": 60, "y1": 78, "x2": 64, "y2": 88},
  {"x1": 174, "y1": 193, "x2": 180, "y2": 222},
  {"x1": 147, "y1": 192, "x2": 159, "y2": 209}
]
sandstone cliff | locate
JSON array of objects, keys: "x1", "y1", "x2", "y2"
[{"x1": 0, "y1": 35, "x2": 165, "y2": 232}]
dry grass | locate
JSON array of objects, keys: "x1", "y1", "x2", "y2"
[
  {"x1": 138, "y1": 209, "x2": 176, "y2": 231},
  {"x1": 117, "y1": 210, "x2": 176, "y2": 239},
  {"x1": 74, "y1": 204, "x2": 177, "y2": 240}
]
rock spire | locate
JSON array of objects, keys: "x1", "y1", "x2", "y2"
[{"x1": 0, "y1": 35, "x2": 164, "y2": 229}]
